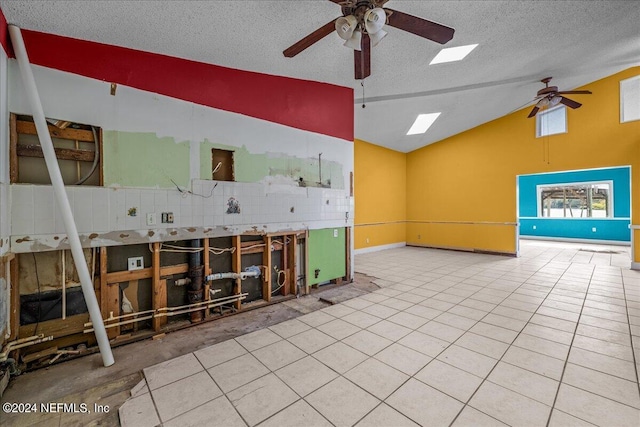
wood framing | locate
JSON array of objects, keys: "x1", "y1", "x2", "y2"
[
  {"x1": 262, "y1": 235, "x2": 272, "y2": 302},
  {"x1": 289, "y1": 234, "x2": 298, "y2": 295},
  {"x1": 11, "y1": 117, "x2": 102, "y2": 185},
  {"x1": 203, "y1": 238, "x2": 211, "y2": 318},
  {"x1": 231, "y1": 235, "x2": 242, "y2": 310},
  {"x1": 19, "y1": 314, "x2": 89, "y2": 339},
  {"x1": 9, "y1": 114, "x2": 18, "y2": 183},
  {"x1": 345, "y1": 226, "x2": 352, "y2": 282},
  {"x1": 282, "y1": 235, "x2": 289, "y2": 296},
  {"x1": 16, "y1": 145, "x2": 96, "y2": 162},
  {"x1": 9, "y1": 256, "x2": 20, "y2": 340},
  {"x1": 151, "y1": 242, "x2": 166, "y2": 331},
  {"x1": 16, "y1": 120, "x2": 96, "y2": 142},
  {"x1": 99, "y1": 247, "x2": 120, "y2": 338}
]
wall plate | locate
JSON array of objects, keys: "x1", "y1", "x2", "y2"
[{"x1": 128, "y1": 256, "x2": 144, "y2": 271}]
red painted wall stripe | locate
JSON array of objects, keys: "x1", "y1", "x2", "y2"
[
  {"x1": 0, "y1": 7, "x2": 11, "y2": 56},
  {"x1": 18, "y1": 29, "x2": 354, "y2": 141}
]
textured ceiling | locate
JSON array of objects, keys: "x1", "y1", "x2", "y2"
[{"x1": 2, "y1": 1, "x2": 639, "y2": 152}]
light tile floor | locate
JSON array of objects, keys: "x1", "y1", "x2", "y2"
[{"x1": 119, "y1": 240, "x2": 640, "y2": 427}]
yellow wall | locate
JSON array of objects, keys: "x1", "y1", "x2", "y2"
[
  {"x1": 354, "y1": 139, "x2": 407, "y2": 249},
  {"x1": 406, "y1": 67, "x2": 640, "y2": 257}
]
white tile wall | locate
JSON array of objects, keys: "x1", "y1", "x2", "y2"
[{"x1": 10, "y1": 180, "x2": 354, "y2": 239}]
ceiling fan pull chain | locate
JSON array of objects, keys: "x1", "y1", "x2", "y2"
[{"x1": 361, "y1": 80, "x2": 366, "y2": 108}]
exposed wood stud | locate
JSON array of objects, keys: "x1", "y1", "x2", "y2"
[
  {"x1": 9, "y1": 114, "x2": 18, "y2": 183},
  {"x1": 151, "y1": 242, "x2": 166, "y2": 331},
  {"x1": 282, "y1": 235, "x2": 289, "y2": 296},
  {"x1": 9, "y1": 256, "x2": 20, "y2": 340},
  {"x1": 345, "y1": 226, "x2": 352, "y2": 283},
  {"x1": 263, "y1": 235, "x2": 272, "y2": 302},
  {"x1": 16, "y1": 144, "x2": 96, "y2": 162},
  {"x1": 99, "y1": 248, "x2": 119, "y2": 338},
  {"x1": 16, "y1": 120, "x2": 96, "y2": 142},
  {"x1": 231, "y1": 235, "x2": 242, "y2": 310},
  {"x1": 203, "y1": 238, "x2": 211, "y2": 318},
  {"x1": 288, "y1": 234, "x2": 297, "y2": 295}
]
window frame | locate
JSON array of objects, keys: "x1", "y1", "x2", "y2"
[
  {"x1": 536, "y1": 180, "x2": 614, "y2": 219},
  {"x1": 620, "y1": 75, "x2": 640, "y2": 123},
  {"x1": 536, "y1": 105, "x2": 567, "y2": 138}
]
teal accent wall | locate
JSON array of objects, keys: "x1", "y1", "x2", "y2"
[
  {"x1": 518, "y1": 167, "x2": 631, "y2": 242},
  {"x1": 307, "y1": 228, "x2": 346, "y2": 286}
]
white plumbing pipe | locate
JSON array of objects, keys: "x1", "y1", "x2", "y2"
[
  {"x1": 206, "y1": 270, "x2": 260, "y2": 281},
  {"x1": 61, "y1": 250, "x2": 66, "y2": 320},
  {"x1": 8, "y1": 25, "x2": 114, "y2": 367}
]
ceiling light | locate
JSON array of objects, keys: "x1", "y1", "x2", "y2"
[
  {"x1": 335, "y1": 15, "x2": 358, "y2": 40},
  {"x1": 343, "y1": 29, "x2": 362, "y2": 51},
  {"x1": 407, "y1": 113, "x2": 441, "y2": 135},
  {"x1": 549, "y1": 95, "x2": 562, "y2": 107},
  {"x1": 429, "y1": 44, "x2": 478, "y2": 65},
  {"x1": 364, "y1": 8, "x2": 386, "y2": 34},
  {"x1": 369, "y1": 29, "x2": 387, "y2": 47}
]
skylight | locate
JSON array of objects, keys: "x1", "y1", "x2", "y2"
[
  {"x1": 430, "y1": 44, "x2": 478, "y2": 65},
  {"x1": 407, "y1": 113, "x2": 441, "y2": 135}
]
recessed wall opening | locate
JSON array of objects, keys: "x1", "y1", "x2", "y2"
[
  {"x1": 10, "y1": 114, "x2": 102, "y2": 186},
  {"x1": 517, "y1": 166, "x2": 631, "y2": 246},
  {"x1": 212, "y1": 148, "x2": 234, "y2": 181}
]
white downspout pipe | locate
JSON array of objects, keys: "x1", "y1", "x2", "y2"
[{"x1": 8, "y1": 25, "x2": 114, "y2": 367}]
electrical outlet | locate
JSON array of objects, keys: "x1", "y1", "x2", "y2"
[
  {"x1": 592, "y1": 227, "x2": 597, "y2": 232},
  {"x1": 146, "y1": 213, "x2": 157, "y2": 226},
  {"x1": 417, "y1": 234, "x2": 421, "y2": 240},
  {"x1": 128, "y1": 256, "x2": 144, "y2": 271},
  {"x1": 532, "y1": 225, "x2": 537, "y2": 230},
  {"x1": 333, "y1": 229, "x2": 338, "y2": 238},
  {"x1": 366, "y1": 238, "x2": 370, "y2": 244},
  {"x1": 161, "y1": 212, "x2": 174, "y2": 223}
]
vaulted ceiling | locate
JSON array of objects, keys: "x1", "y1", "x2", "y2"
[{"x1": 1, "y1": 1, "x2": 639, "y2": 152}]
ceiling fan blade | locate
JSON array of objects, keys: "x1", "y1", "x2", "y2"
[
  {"x1": 556, "y1": 90, "x2": 592, "y2": 95},
  {"x1": 354, "y1": 33, "x2": 371, "y2": 80},
  {"x1": 559, "y1": 97, "x2": 582, "y2": 109},
  {"x1": 527, "y1": 106, "x2": 540, "y2": 118},
  {"x1": 385, "y1": 8, "x2": 454, "y2": 44},
  {"x1": 283, "y1": 20, "x2": 337, "y2": 58}
]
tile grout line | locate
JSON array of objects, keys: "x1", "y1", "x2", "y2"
[
  {"x1": 544, "y1": 262, "x2": 597, "y2": 427},
  {"x1": 446, "y1": 257, "x2": 561, "y2": 426},
  {"x1": 620, "y1": 273, "x2": 640, "y2": 396}
]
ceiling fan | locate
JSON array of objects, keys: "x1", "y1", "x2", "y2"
[
  {"x1": 527, "y1": 77, "x2": 592, "y2": 118},
  {"x1": 283, "y1": 0, "x2": 455, "y2": 80}
]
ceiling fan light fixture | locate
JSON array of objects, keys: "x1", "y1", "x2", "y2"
[
  {"x1": 537, "y1": 98, "x2": 550, "y2": 108},
  {"x1": 343, "y1": 28, "x2": 362, "y2": 51},
  {"x1": 549, "y1": 95, "x2": 562, "y2": 107},
  {"x1": 369, "y1": 29, "x2": 387, "y2": 47},
  {"x1": 364, "y1": 8, "x2": 386, "y2": 34},
  {"x1": 335, "y1": 15, "x2": 359, "y2": 40},
  {"x1": 429, "y1": 44, "x2": 479, "y2": 65}
]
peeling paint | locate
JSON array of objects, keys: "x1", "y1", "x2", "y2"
[
  {"x1": 16, "y1": 236, "x2": 31, "y2": 243},
  {"x1": 120, "y1": 234, "x2": 129, "y2": 238},
  {"x1": 187, "y1": 228, "x2": 196, "y2": 232},
  {"x1": 89, "y1": 233, "x2": 99, "y2": 239},
  {"x1": 148, "y1": 231, "x2": 155, "y2": 237}
]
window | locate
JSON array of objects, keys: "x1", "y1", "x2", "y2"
[
  {"x1": 536, "y1": 105, "x2": 567, "y2": 137},
  {"x1": 537, "y1": 182, "x2": 612, "y2": 218},
  {"x1": 620, "y1": 75, "x2": 640, "y2": 123}
]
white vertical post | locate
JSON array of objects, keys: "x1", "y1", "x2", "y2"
[{"x1": 8, "y1": 25, "x2": 114, "y2": 366}]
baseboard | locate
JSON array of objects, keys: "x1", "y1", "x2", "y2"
[
  {"x1": 520, "y1": 236, "x2": 631, "y2": 246},
  {"x1": 355, "y1": 242, "x2": 406, "y2": 255},
  {"x1": 407, "y1": 243, "x2": 516, "y2": 257},
  {"x1": 632, "y1": 262, "x2": 640, "y2": 271}
]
